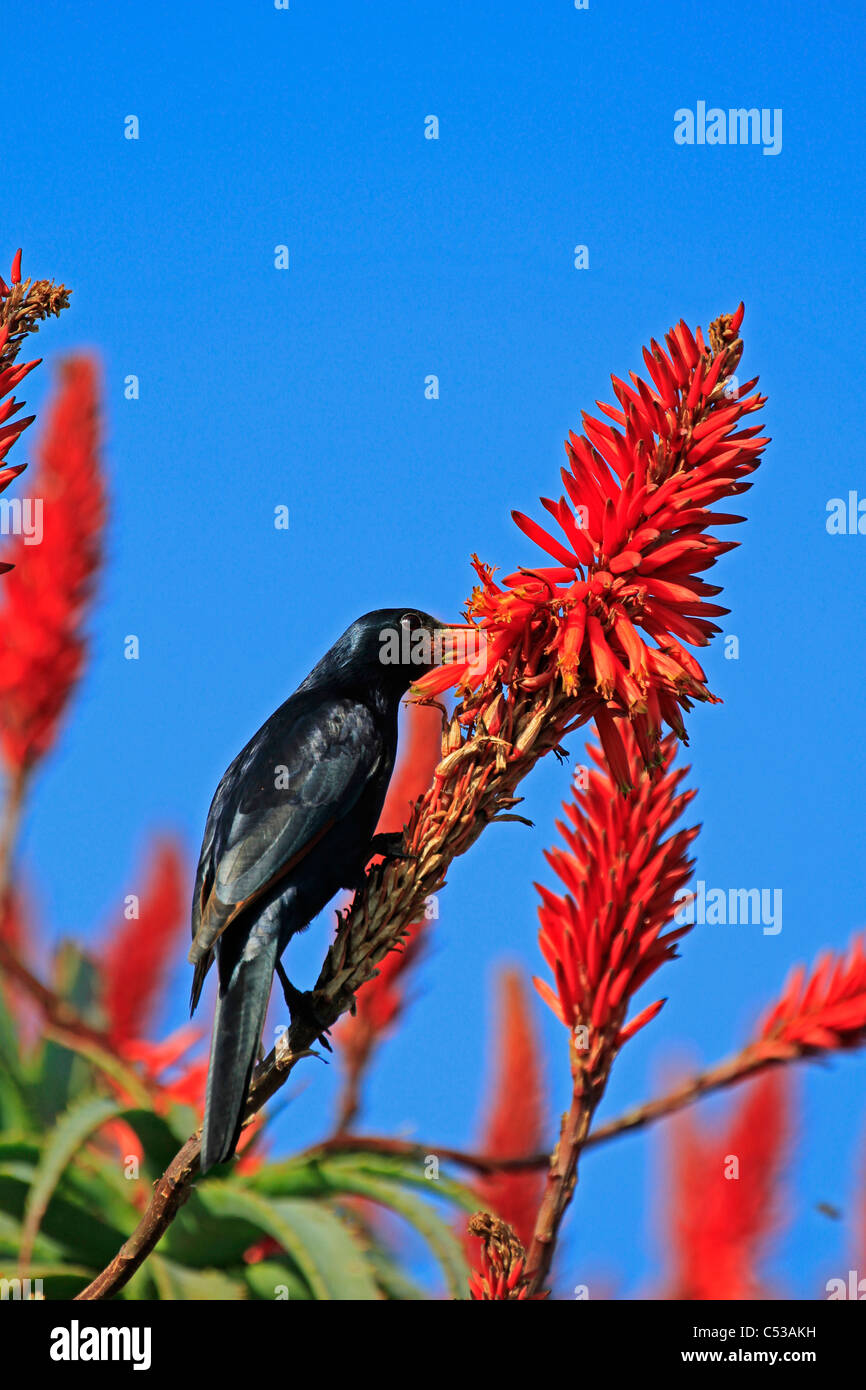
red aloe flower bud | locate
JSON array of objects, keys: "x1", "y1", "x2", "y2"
[
  {"x1": 466, "y1": 1212, "x2": 535, "y2": 1300},
  {"x1": 0, "y1": 249, "x2": 70, "y2": 481}
]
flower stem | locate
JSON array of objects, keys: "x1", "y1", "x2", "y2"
[
  {"x1": 525, "y1": 1063, "x2": 606, "y2": 1295},
  {"x1": 0, "y1": 764, "x2": 29, "y2": 907}
]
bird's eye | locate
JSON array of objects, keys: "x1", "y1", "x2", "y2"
[{"x1": 400, "y1": 610, "x2": 422, "y2": 629}]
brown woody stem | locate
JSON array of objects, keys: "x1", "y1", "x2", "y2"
[
  {"x1": 525, "y1": 1058, "x2": 607, "y2": 1294},
  {"x1": 308, "y1": 1044, "x2": 785, "y2": 1176},
  {"x1": 0, "y1": 764, "x2": 28, "y2": 907}
]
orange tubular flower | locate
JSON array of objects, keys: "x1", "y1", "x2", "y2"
[
  {"x1": 471, "y1": 969, "x2": 547, "y2": 1251},
  {"x1": 533, "y1": 728, "x2": 698, "y2": 1068},
  {"x1": 415, "y1": 309, "x2": 768, "y2": 787},
  {"x1": 663, "y1": 1071, "x2": 791, "y2": 1300},
  {"x1": 0, "y1": 355, "x2": 106, "y2": 773}
]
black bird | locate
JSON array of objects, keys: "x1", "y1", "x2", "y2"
[{"x1": 189, "y1": 608, "x2": 443, "y2": 1173}]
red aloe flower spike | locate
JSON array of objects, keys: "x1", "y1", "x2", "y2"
[
  {"x1": 662, "y1": 1071, "x2": 791, "y2": 1300},
  {"x1": 0, "y1": 356, "x2": 106, "y2": 772},
  {"x1": 754, "y1": 934, "x2": 866, "y2": 1055},
  {"x1": 100, "y1": 838, "x2": 189, "y2": 1048},
  {"x1": 413, "y1": 309, "x2": 767, "y2": 775},
  {"x1": 533, "y1": 726, "x2": 698, "y2": 1065},
  {"x1": 469, "y1": 968, "x2": 548, "y2": 1251}
]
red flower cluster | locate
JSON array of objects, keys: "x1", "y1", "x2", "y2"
[
  {"x1": 121, "y1": 1030, "x2": 208, "y2": 1110},
  {"x1": 664, "y1": 1071, "x2": 790, "y2": 1300},
  {"x1": 415, "y1": 309, "x2": 768, "y2": 789},
  {"x1": 467, "y1": 1246, "x2": 530, "y2": 1301},
  {"x1": 534, "y1": 729, "x2": 697, "y2": 1059},
  {"x1": 0, "y1": 355, "x2": 106, "y2": 771}
]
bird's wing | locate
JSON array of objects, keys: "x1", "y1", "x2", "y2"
[{"x1": 189, "y1": 694, "x2": 381, "y2": 978}]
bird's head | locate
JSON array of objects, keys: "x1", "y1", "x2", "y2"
[{"x1": 312, "y1": 608, "x2": 447, "y2": 695}]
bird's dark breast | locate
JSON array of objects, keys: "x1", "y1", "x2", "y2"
[
  {"x1": 278, "y1": 744, "x2": 395, "y2": 940},
  {"x1": 210, "y1": 700, "x2": 397, "y2": 981}
]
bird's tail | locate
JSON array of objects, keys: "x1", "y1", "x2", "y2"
[{"x1": 200, "y1": 930, "x2": 280, "y2": 1173}]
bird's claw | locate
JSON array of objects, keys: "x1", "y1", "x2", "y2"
[
  {"x1": 369, "y1": 831, "x2": 416, "y2": 864},
  {"x1": 276, "y1": 963, "x2": 332, "y2": 1052},
  {"x1": 342, "y1": 833, "x2": 417, "y2": 894}
]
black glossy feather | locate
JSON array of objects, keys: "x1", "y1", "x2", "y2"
[{"x1": 191, "y1": 607, "x2": 441, "y2": 1171}]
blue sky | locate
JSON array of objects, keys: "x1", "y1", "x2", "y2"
[{"x1": 4, "y1": 0, "x2": 865, "y2": 1297}]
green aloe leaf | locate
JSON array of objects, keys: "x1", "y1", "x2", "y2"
[
  {"x1": 0, "y1": 1170, "x2": 126, "y2": 1268},
  {"x1": 199, "y1": 1186, "x2": 381, "y2": 1300},
  {"x1": 0, "y1": 1263, "x2": 95, "y2": 1300},
  {"x1": 0, "y1": 1131, "x2": 139, "y2": 1236},
  {"x1": 0, "y1": 1137, "x2": 41, "y2": 1165},
  {"x1": 147, "y1": 1255, "x2": 248, "y2": 1301},
  {"x1": 351, "y1": 1240, "x2": 426, "y2": 1301},
  {"x1": 117, "y1": 1108, "x2": 190, "y2": 1176},
  {"x1": 19, "y1": 1092, "x2": 124, "y2": 1263},
  {"x1": 241, "y1": 1156, "x2": 333, "y2": 1198},
  {"x1": 63, "y1": 1147, "x2": 146, "y2": 1232},
  {"x1": 313, "y1": 1167, "x2": 470, "y2": 1298},
  {"x1": 0, "y1": 1208, "x2": 66, "y2": 1265},
  {"x1": 243, "y1": 1259, "x2": 312, "y2": 1302},
  {"x1": 37, "y1": 1032, "x2": 151, "y2": 1108},
  {"x1": 0, "y1": 994, "x2": 30, "y2": 1131},
  {"x1": 316, "y1": 1150, "x2": 481, "y2": 1212},
  {"x1": 36, "y1": 943, "x2": 104, "y2": 1119}
]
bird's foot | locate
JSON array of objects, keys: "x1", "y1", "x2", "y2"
[
  {"x1": 342, "y1": 833, "x2": 417, "y2": 896},
  {"x1": 369, "y1": 831, "x2": 417, "y2": 864},
  {"x1": 276, "y1": 963, "x2": 332, "y2": 1052}
]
